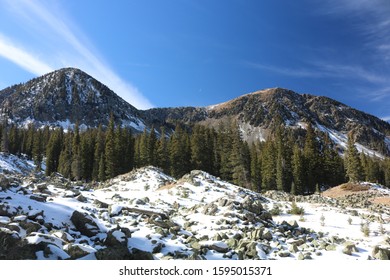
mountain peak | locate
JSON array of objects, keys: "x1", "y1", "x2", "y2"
[{"x1": 0, "y1": 67, "x2": 145, "y2": 130}]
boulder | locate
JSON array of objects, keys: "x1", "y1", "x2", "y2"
[
  {"x1": 19, "y1": 220, "x2": 43, "y2": 235},
  {"x1": 29, "y1": 194, "x2": 46, "y2": 202},
  {"x1": 93, "y1": 199, "x2": 109, "y2": 209},
  {"x1": 104, "y1": 229, "x2": 128, "y2": 247},
  {"x1": 75, "y1": 194, "x2": 88, "y2": 202},
  {"x1": 372, "y1": 246, "x2": 390, "y2": 260},
  {"x1": 70, "y1": 210, "x2": 100, "y2": 237},
  {"x1": 202, "y1": 203, "x2": 218, "y2": 215},
  {"x1": 342, "y1": 242, "x2": 359, "y2": 256},
  {"x1": 242, "y1": 196, "x2": 263, "y2": 215},
  {"x1": 262, "y1": 228, "x2": 273, "y2": 241},
  {"x1": 278, "y1": 251, "x2": 291, "y2": 258},
  {"x1": 0, "y1": 204, "x2": 17, "y2": 218},
  {"x1": 208, "y1": 242, "x2": 229, "y2": 253},
  {"x1": 64, "y1": 243, "x2": 96, "y2": 259}
]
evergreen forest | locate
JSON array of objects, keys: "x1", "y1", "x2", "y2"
[{"x1": 1, "y1": 116, "x2": 390, "y2": 195}]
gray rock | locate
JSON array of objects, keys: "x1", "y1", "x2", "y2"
[
  {"x1": 325, "y1": 244, "x2": 337, "y2": 251},
  {"x1": 75, "y1": 194, "x2": 88, "y2": 202},
  {"x1": 262, "y1": 228, "x2": 273, "y2": 241},
  {"x1": 64, "y1": 244, "x2": 93, "y2": 259},
  {"x1": 372, "y1": 246, "x2": 390, "y2": 260},
  {"x1": 202, "y1": 203, "x2": 218, "y2": 215},
  {"x1": 289, "y1": 244, "x2": 299, "y2": 253},
  {"x1": 93, "y1": 199, "x2": 109, "y2": 209},
  {"x1": 152, "y1": 243, "x2": 163, "y2": 254},
  {"x1": 278, "y1": 251, "x2": 291, "y2": 258},
  {"x1": 70, "y1": 210, "x2": 100, "y2": 237},
  {"x1": 342, "y1": 242, "x2": 358, "y2": 255},
  {"x1": 209, "y1": 242, "x2": 229, "y2": 253},
  {"x1": 226, "y1": 238, "x2": 238, "y2": 249},
  {"x1": 29, "y1": 194, "x2": 47, "y2": 202}
]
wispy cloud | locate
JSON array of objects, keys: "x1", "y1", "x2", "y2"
[
  {"x1": 381, "y1": 116, "x2": 390, "y2": 122},
  {"x1": 0, "y1": 33, "x2": 53, "y2": 75},
  {"x1": 318, "y1": 0, "x2": 390, "y2": 60},
  {"x1": 243, "y1": 62, "x2": 322, "y2": 78},
  {"x1": 1, "y1": 0, "x2": 153, "y2": 109},
  {"x1": 244, "y1": 60, "x2": 387, "y2": 84}
]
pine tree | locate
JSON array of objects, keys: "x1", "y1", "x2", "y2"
[
  {"x1": 345, "y1": 133, "x2": 364, "y2": 182},
  {"x1": 156, "y1": 127, "x2": 169, "y2": 173},
  {"x1": 1, "y1": 120, "x2": 9, "y2": 153},
  {"x1": 92, "y1": 124, "x2": 105, "y2": 181},
  {"x1": 45, "y1": 128, "x2": 63, "y2": 176},
  {"x1": 170, "y1": 124, "x2": 191, "y2": 178},
  {"x1": 80, "y1": 130, "x2": 95, "y2": 181},
  {"x1": 250, "y1": 143, "x2": 262, "y2": 192},
  {"x1": 58, "y1": 134, "x2": 72, "y2": 178},
  {"x1": 32, "y1": 130, "x2": 43, "y2": 172},
  {"x1": 303, "y1": 123, "x2": 319, "y2": 194},
  {"x1": 230, "y1": 126, "x2": 251, "y2": 188},
  {"x1": 71, "y1": 123, "x2": 82, "y2": 180},
  {"x1": 191, "y1": 125, "x2": 209, "y2": 171},
  {"x1": 139, "y1": 127, "x2": 149, "y2": 166},
  {"x1": 275, "y1": 125, "x2": 291, "y2": 192},
  {"x1": 384, "y1": 158, "x2": 390, "y2": 188},
  {"x1": 148, "y1": 126, "x2": 158, "y2": 166},
  {"x1": 292, "y1": 144, "x2": 305, "y2": 195},
  {"x1": 105, "y1": 115, "x2": 117, "y2": 178},
  {"x1": 322, "y1": 133, "x2": 345, "y2": 187},
  {"x1": 98, "y1": 154, "x2": 106, "y2": 181},
  {"x1": 261, "y1": 140, "x2": 276, "y2": 190}
]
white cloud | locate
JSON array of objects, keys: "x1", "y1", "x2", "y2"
[
  {"x1": 244, "y1": 60, "x2": 387, "y2": 85},
  {"x1": 1, "y1": 0, "x2": 153, "y2": 109},
  {"x1": 0, "y1": 33, "x2": 53, "y2": 75},
  {"x1": 381, "y1": 116, "x2": 390, "y2": 122}
]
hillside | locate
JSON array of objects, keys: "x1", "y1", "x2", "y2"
[
  {"x1": 1, "y1": 165, "x2": 389, "y2": 260},
  {"x1": 142, "y1": 88, "x2": 390, "y2": 156}
]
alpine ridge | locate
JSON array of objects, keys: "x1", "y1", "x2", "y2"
[{"x1": 0, "y1": 68, "x2": 389, "y2": 155}]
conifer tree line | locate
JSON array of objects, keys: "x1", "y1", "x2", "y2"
[{"x1": 1, "y1": 118, "x2": 390, "y2": 193}]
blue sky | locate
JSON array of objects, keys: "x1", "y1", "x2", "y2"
[{"x1": 0, "y1": 0, "x2": 389, "y2": 121}]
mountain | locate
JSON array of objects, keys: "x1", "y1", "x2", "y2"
[
  {"x1": 1, "y1": 68, "x2": 389, "y2": 155},
  {"x1": 0, "y1": 165, "x2": 389, "y2": 260},
  {"x1": 142, "y1": 88, "x2": 390, "y2": 156},
  {"x1": 0, "y1": 68, "x2": 145, "y2": 130}
]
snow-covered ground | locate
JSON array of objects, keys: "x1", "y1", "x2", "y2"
[{"x1": 1, "y1": 164, "x2": 389, "y2": 260}]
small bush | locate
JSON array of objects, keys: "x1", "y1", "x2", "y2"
[
  {"x1": 270, "y1": 204, "x2": 282, "y2": 216},
  {"x1": 320, "y1": 214, "x2": 325, "y2": 226},
  {"x1": 288, "y1": 201, "x2": 305, "y2": 215},
  {"x1": 378, "y1": 222, "x2": 386, "y2": 235},
  {"x1": 361, "y1": 222, "x2": 370, "y2": 237}
]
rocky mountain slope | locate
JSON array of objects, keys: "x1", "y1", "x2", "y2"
[
  {"x1": 0, "y1": 68, "x2": 389, "y2": 155},
  {"x1": 142, "y1": 88, "x2": 390, "y2": 155},
  {"x1": 0, "y1": 68, "x2": 145, "y2": 130},
  {"x1": 1, "y1": 162, "x2": 389, "y2": 260}
]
